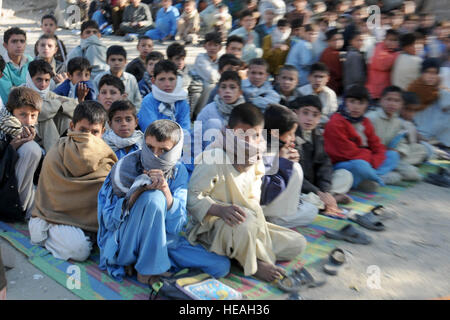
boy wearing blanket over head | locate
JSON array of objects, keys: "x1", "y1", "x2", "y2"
[
  {"x1": 97, "y1": 119, "x2": 230, "y2": 283},
  {"x1": 186, "y1": 103, "x2": 306, "y2": 282},
  {"x1": 29, "y1": 101, "x2": 118, "y2": 262}
]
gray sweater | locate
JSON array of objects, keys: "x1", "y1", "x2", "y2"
[{"x1": 121, "y1": 3, "x2": 153, "y2": 27}]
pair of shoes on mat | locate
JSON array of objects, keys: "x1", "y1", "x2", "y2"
[
  {"x1": 323, "y1": 248, "x2": 346, "y2": 276},
  {"x1": 275, "y1": 268, "x2": 326, "y2": 293},
  {"x1": 348, "y1": 210, "x2": 386, "y2": 231},
  {"x1": 325, "y1": 224, "x2": 372, "y2": 244},
  {"x1": 425, "y1": 167, "x2": 450, "y2": 188}
]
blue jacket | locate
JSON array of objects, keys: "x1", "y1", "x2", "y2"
[
  {"x1": 154, "y1": 6, "x2": 180, "y2": 37},
  {"x1": 286, "y1": 39, "x2": 317, "y2": 87},
  {"x1": 260, "y1": 157, "x2": 294, "y2": 206},
  {"x1": 138, "y1": 77, "x2": 152, "y2": 98},
  {"x1": 53, "y1": 79, "x2": 97, "y2": 100},
  {"x1": 137, "y1": 93, "x2": 190, "y2": 133},
  {"x1": 114, "y1": 144, "x2": 141, "y2": 160}
]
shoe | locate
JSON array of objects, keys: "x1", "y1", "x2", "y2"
[
  {"x1": 380, "y1": 172, "x2": 402, "y2": 185},
  {"x1": 356, "y1": 180, "x2": 379, "y2": 193},
  {"x1": 124, "y1": 33, "x2": 137, "y2": 42}
]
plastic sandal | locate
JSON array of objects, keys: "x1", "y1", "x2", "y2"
[
  {"x1": 323, "y1": 248, "x2": 346, "y2": 276},
  {"x1": 290, "y1": 268, "x2": 326, "y2": 288},
  {"x1": 349, "y1": 211, "x2": 386, "y2": 231},
  {"x1": 325, "y1": 224, "x2": 372, "y2": 245}
]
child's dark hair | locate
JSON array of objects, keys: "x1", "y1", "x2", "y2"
[
  {"x1": 278, "y1": 64, "x2": 298, "y2": 76},
  {"x1": 310, "y1": 62, "x2": 329, "y2": 75},
  {"x1": 28, "y1": 60, "x2": 55, "y2": 78},
  {"x1": 291, "y1": 18, "x2": 303, "y2": 30},
  {"x1": 204, "y1": 31, "x2": 223, "y2": 45},
  {"x1": 37, "y1": 34, "x2": 58, "y2": 46},
  {"x1": 145, "y1": 51, "x2": 165, "y2": 64},
  {"x1": 67, "y1": 57, "x2": 92, "y2": 75},
  {"x1": 289, "y1": 95, "x2": 323, "y2": 112},
  {"x1": 138, "y1": 35, "x2": 152, "y2": 44},
  {"x1": 41, "y1": 14, "x2": 57, "y2": 25},
  {"x1": 167, "y1": 42, "x2": 186, "y2": 59},
  {"x1": 145, "y1": 119, "x2": 181, "y2": 144},
  {"x1": 402, "y1": 91, "x2": 420, "y2": 107},
  {"x1": 108, "y1": 100, "x2": 137, "y2": 122},
  {"x1": 264, "y1": 104, "x2": 298, "y2": 136},
  {"x1": 303, "y1": 23, "x2": 319, "y2": 32},
  {"x1": 277, "y1": 19, "x2": 290, "y2": 28},
  {"x1": 3, "y1": 27, "x2": 26, "y2": 44},
  {"x1": 72, "y1": 101, "x2": 107, "y2": 127},
  {"x1": 248, "y1": 58, "x2": 269, "y2": 72},
  {"x1": 218, "y1": 54, "x2": 242, "y2": 71},
  {"x1": 81, "y1": 20, "x2": 100, "y2": 34},
  {"x1": 381, "y1": 85, "x2": 403, "y2": 98},
  {"x1": 107, "y1": 45, "x2": 127, "y2": 60},
  {"x1": 421, "y1": 57, "x2": 441, "y2": 73},
  {"x1": 98, "y1": 74, "x2": 125, "y2": 94},
  {"x1": 219, "y1": 71, "x2": 241, "y2": 88},
  {"x1": 6, "y1": 87, "x2": 43, "y2": 113},
  {"x1": 0, "y1": 55, "x2": 5, "y2": 73},
  {"x1": 228, "y1": 103, "x2": 264, "y2": 128},
  {"x1": 399, "y1": 33, "x2": 416, "y2": 49},
  {"x1": 240, "y1": 9, "x2": 254, "y2": 20},
  {"x1": 385, "y1": 28, "x2": 400, "y2": 39},
  {"x1": 344, "y1": 84, "x2": 370, "y2": 102},
  {"x1": 349, "y1": 29, "x2": 362, "y2": 41},
  {"x1": 153, "y1": 60, "x2": 178, "y2": 78},
  {"x1": 226, "y1": 35, "x2": 244, "y2": 47}
]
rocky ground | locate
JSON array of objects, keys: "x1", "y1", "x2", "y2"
[{"x1": 0, "y1": 12, "x2": 449, "y2": 301}]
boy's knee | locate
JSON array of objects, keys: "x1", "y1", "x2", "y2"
[
  {"x1": 138, "y1": 190, "x2": 167, "y2": 212},
  {"x1": 17, "y1": 141, "x2": 42, "y2": 162},
  {"x1": 210, "y1": 257, "x2": 231, "y2": 278},
  {"x1": 46, "y1": 225, "x2": 92, "y2": 261},
  {"x1": 386, "y1": 150, "x2": 400, "y2": 162},
  {"x1": 350, "y1": 160, "x2": 373, "y2": 173}
]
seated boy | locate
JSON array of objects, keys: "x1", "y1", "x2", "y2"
[
  {"x1": 97, "y1": 74, "x2": 128, "y2": 112},
  {"x1": 66, "y1": 20, "x2": 109, "y2": 80},
  {"x1": 0, "y1": 28, "x2": 33, "y2": 104},
  {"x1": 97, "y1": 119, "x2": 230, "y2": 283},
  {"x1": 225, "y1": 35, "x2": 245, "y2": 61},
  {"x1": 289, "y1": 95, "x2": 353, "y2": 210},
  {"x1": 145, "y1": 0, "x2": 180, "y2": 43},
  {"x1": 35, "y1": 34, "x2": 67, "y2": 88},
  {"x1": 319, "y1": 28, "x2": 344, "y2": 95},
  {"x1": 138, "y1": 60, "x2": 190, "y2": 132},
  {"x1": 29, "y1": 101, "x2": 118, "y2": 262},
  {"x1": 206, "y1": 54, "x2": 244, "y2": 105},
  {"x1": 176, "y1": 0, "x2": 201, "y2": 45},
  {"x1": 34, "y1": 15, "x2": 67, "y2": 64},
  {"x1": 367, "y1": 86, "x2": 423, "y2": 182},
  {"x1": 102, "y1": 100, "x2": 144, "y2": 160},
  {"x1": 138, "y1": 51, "x2": 165, "y2": 99},
  {"x1": 166, "y1": 43, "x2": 192, "y2": 92},
  {"x1": 343, "y1": 30, "x2": 367, "y2": 90},
  {"x1": 274, "y1": 64, "x2": 303, "y2": 106},
  {"x1": 186, "y1": 103, "x2": 306, "y2": 282},
  {"x1": 242, "y1": 58, "x2": 280, "y2": 112},
  {"x1": 261, "y1": 104, "x2": 319, "y2": 227},
  {"x1": 323, "y1": 85, "x2": 400, "y2": 193},
  {"x1": 125, "y1": 36, "x2": 154, "y2": 82},
  {"x1": 262, "y1": 18, "x2": 291, "y2": 76},
  {"x1": 93, "y1": 45, "x2": 142, "y2": 110},
  {"x1": 25, "y1": 60, "x2": 80, "y2": 152},
  {"x1": 391, "y1": 33, "x2": 423, "y2": 91},
  {"x1": 299, "y1": 62, "x2": 338, "y2": 124},
  {"x1": 119, "y1": 0, "x2": 154, "y2": 39},
  {"x1": 229, "y1": 10, "x2": 263, "y2": 64},
  {"x1": 196, "y1": 71, "x2": 245, "y2": 138},
  {"x1": 0, "y1": 87, "x2": 43, "y2": 221},
  {"x1": 54, "y1": 57, "x2": 96, "y2": 101},
  {"x1": 189, "y1": 32, "x2": 222, "y2": 119}
]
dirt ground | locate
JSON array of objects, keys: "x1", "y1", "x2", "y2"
[{"x1": 0, "y1": 14, "x2": 449, "y2": 300}]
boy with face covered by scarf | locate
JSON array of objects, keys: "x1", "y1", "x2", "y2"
[
  {"x1": 98, "y1": 119, "x2": 230, "y2": 283},
  {"x1": 186, "y1": 103, "x2": 306, "y2": 283}
]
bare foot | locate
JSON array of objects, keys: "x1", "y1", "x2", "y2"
[
  {"x1": 333, "y1": 193, "x2": 352, "y2": 205},
  {"x1": 137, "y1": 272, "x2": 173, "y2": 285},
  {"x1": 254, "y1": 260, "x2": 286, "y2": 282},
  {"x1": 125, "y1": 265, "x2": 134, "y2": 277}
]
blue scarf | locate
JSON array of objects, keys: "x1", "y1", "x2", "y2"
[{"x1": 338, "y1": 103, "x2": 365, "y2": 123}]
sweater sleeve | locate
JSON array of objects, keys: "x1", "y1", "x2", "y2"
[
  {"x1": 165, "y1": 164, "x2": 188, "y2": 235},
  {"x1": 260, "y1": 157, "x2": 293, "y2": 205}
]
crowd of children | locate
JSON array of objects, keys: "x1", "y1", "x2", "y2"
[{"x1": 1, "y1": 0, "x2": 450, "y2": 298}]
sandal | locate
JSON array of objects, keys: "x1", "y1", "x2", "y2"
[
  {"x1": 290, "y1": 268, "x2": 326, "y2": 288},
  {"x1": 275, "y1": 274, "x2": 304, "y2": 293},
  {"x1": 348, "y1": 211, "x2": 386, "y2": 232},
  {"x1": 325, "y1": 224, "x2": 372, "y2": 245},
  {"x1": 323, "y1": 248, "x2": 346, "y2": 276}
]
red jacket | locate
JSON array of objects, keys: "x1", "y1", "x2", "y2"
[
  {"x1": 320, "y1": 47, "x2": 342, "y2": 95},
  {"x1": 366, "y1": 42, "x2": 400, "y2": 99},
  {"x1": 323, "y1": 113, "x2": 386, "y2": 169}
]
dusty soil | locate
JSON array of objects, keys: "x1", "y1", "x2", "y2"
[{"x1": 0, "y1": 13, "x2": 449, "y2": 301}]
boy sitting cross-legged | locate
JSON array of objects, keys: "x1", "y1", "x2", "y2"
[
  {"x1": 0, "y1": 87, "x2": 43, "y2": 221},
  {"x1": 323, "y1": 85, "x2": 400, "y2": 193},
  {"x1": 289, "y1": 95, "x2": 353, "y2": 211},
  {"x1": 186, "y1": 103, "x2": 307, "y2": 282},
  {"x1": 94, "y1": 45, "x2": 142, "y2": 111},
  {"x1": 138, "y1": 51, "x2": 165, "y2": 99},
  {"x1": 24, "y1": 60, "x2": 79, "y2": 152},
  {"x1": 97, "y1": 119, "x2": 230, "y2": 283},
  {"x1": 138, "y1": 60, "x2": 190, "y2": 133},
  {"x1": 102, "y1": 100, "x2": 144, "y2": 160},
  {"x1": 29, "y1": 101, "x2": 118, "y2": 262},
  {"x1": 242, "y1": 58, "x2": 281, "y2": 112}
]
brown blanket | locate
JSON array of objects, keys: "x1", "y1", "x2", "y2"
[
  {"x1": 407, "y1": 78, "x2": 440, "y2": 112},
  {"x1": 32, "y1": 131, "x2": 118, "y2": 232}
]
